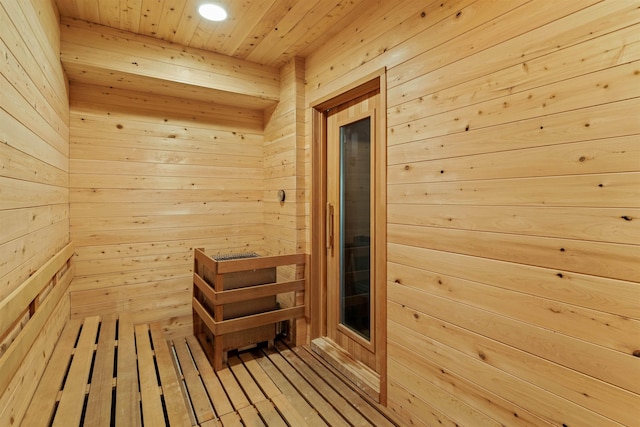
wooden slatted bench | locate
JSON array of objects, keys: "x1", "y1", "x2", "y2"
[{"x1": 0, "y1": 243, "x2": 75, "y2": 426}]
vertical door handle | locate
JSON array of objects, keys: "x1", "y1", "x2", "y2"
[{"x1": 326, "y1": 202, "x2": 334, "y2": 256}]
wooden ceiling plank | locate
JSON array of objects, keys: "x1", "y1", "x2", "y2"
[
  {"x1": 214, "y1": 0, "x2": 278, "y2": 57},
  {"x1": 171, "y1": 0, "x2": 204, "y2": 48},
  {"x1": 188, "y1": 20, "x2": 222, "y2": 51},
  {"x1": 231, "y1": 0, "x2": 297, "y2": 60},
  {"x1": 245, "y1": 0, "x2": 320, "y2": 64},
  {"x1": 252, "y1": 0, "x2": 371, "y2": 67},
  {"x1": 202, "y1": 0, "x2": 255, "y2": 56},
  {"x1": 153, "y1": 0, "x2": 188, "y2": 41},
  {"x1": 200, "y1": 0, "x2": 250, "y2": 55},
  {"x1": 138, "y1": 0, "x2": 166, "y2": 37},
  {"x1": 77, "y1": 0, "x2": 101, "y2": 25},
  {"x1": 98, "y1": 0, "x2": 121, "y2": 28},
  {"x1": 54, "y1": 0, "x2": 79, "y2": 20},
  {"x1": 120, "y1": 0, "x2": 142, "y2": 33},
  {"x1": 55, "y1": 1, "x2": 387, "y2": 69},
  {"x1": 291, "y1": 0, "x2": 371, "y2": 64}
]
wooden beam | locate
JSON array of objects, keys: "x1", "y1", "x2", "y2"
[{"x1": 60, "y1": 17, "x2": 279, "y2": 109}]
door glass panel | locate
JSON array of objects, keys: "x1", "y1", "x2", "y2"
[{"x1": 339, "y1": 117, "x2": 371, "y2": 341}]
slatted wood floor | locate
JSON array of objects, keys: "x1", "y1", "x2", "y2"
[{"x1": 22, "y1": 315, "x2": 399, "y2": 426}]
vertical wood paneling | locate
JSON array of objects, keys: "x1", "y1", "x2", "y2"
[
  {"x1": 306, "y1": 0, "x2": 640, "y2": 425},
  {"x1": 68, "y1": 83, "x2": 265, "y2": 333},
  {"x1": 0, "y1": 0, "x2": 70, "y2": 424}
]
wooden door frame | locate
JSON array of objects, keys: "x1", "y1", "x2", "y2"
[{"x1": 309, "y1": 68, "x2": 387, "y2": 404}]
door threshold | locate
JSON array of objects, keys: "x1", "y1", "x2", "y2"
[{"x1": 311, "y1": 337, "x2": 380, "y2": 402}]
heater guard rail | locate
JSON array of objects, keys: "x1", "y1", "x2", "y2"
[{"x1": 192, "y1": 248, "x2": 309, "y2": 370}]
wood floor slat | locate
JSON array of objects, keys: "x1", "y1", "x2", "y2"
[
  {"x1": 238, "y1": 352, "x2": 281, "y2": 398},
  {"x1": 85, "y1": 314, "x2": 116, "y2": 427},
  {"x1": 216, "y1": 365, "x2": 251, "y2": 410},
  {"x1": 173, "y1": 338, "x2": 216, "y2": 423},
  {"x1": 135, "y1": 323, "x2": 165, "y2": 427},
  {"x1": 270, "y1": 393, "x2": 312, "y2": 427},
  {"x1": 293, "y1": 345, "x2": 397, "y2": 427},
  {"x1": 53, "y1": 315, "x2": 100, "y2": 427},
  {"x1": 264, "y1": 348, "x2": 349, "y2": 427},
  {"x1": 150, "y1": 323, "x2": 192, "y2": 427},
  {"x1": 218, "y1": 411, "x2": 243, "y2": 427},
  {"x1": 24, "y1": 316, "x2": 398, "y2": 427},
  {"x1": 255, "y1": 348, "x2": 328, "y2": 427},
  {"x1": 170, "y1": 338, "x2": 199, "y2": 426},
  {"x1": 185, "y1": 335, "x2": 234, "y2": 417},
  {"x1": 275, "y1": 342, "x2": 372, "y2": 426},
  {"x1": 115, "y1": 314, "x2": 141, "y2": 427},
  {"x1": 228, "y1": 355, "x2": 267, "y2": 404},
  {"x1": 253, "y1": 399, "x2": 288, "y2": 427},
  {"x1": 238, "y1": 405, "x2": 266, "y2": 426}
]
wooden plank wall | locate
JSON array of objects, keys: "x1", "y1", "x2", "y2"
[
  {"x1": 68, "y1": 83, "x2": 266, "y2": 337},
  {"x1": 263, "y1": 57, "x2": 307, "y2": 311},
  {"x1": 0, "y1": 0, "x2": 71, "y2": 423},
  {"x1": 263, "y1": 57, "x2": 307, "y2": 258},
  {"x1": 305, "y1": 0, "x2": 640, "y2": 425}
]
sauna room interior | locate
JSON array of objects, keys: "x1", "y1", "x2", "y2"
[{"x1": 1, "y1": 0, "x2": 638, "y2": 426}]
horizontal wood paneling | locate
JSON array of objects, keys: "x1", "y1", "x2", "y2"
[
  {"x1": 388, "y1": 279, "x2": 639, "y2": 390},
  {"x1": 386, "y1": 0, "x2": 637, "y2": 93},
  {"x1": 70, "y1": 88, "x2": 265, "y2": 132},
  {"x1": 306, "y1": 0, "x2": 640, "y2": 425},
  {"x1": 71, "y1": 201, "x2": 263, "y2": 218},
  {"x1": 388, "y1": 62, "x2": 640, "y2": 145},
  {"x1": 0, "y1": 0, "x2": 70, "y2": 424},
  {"x1": 388, "y1": 241, "x2": 640, "y2": 320},
  {"x1": 388, "y1": 205, "x2": 639, "y2": 245},
  {"x1": 60, "y1": 17, "x2": 281, "y2": 109},
  {"x1": 388, "y1": 223, "x2": 639, "y2": 282},
  {"x1": 388, "y1": 136, "x2": 639, "y2": 183},
  {"x1": 69, "y1": 84, "x2": 266, "y2": 330},
  {"x1": 388, "y1": 320, "x2": 629, "y2": 427},
  {"x1": 263, "y1": 58, "x2": 307, "y2": 258},
  {"x1": 388, "y1": 299, "x2": 638, "y2": 427},
  {"x1": 70, "y1": 224, "x2": 264, "y2": 247},
  {"x1": 388, "y1": 98, "x2": 640, "y2": 166}
]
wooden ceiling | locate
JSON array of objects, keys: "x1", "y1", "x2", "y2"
[{"x1": 54, "y1": 0, "x2": 371, "y2": 68}]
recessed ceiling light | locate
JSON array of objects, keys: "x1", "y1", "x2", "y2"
[{"x1": 198, "y1": 3, "x2": 227, "y2": 22}]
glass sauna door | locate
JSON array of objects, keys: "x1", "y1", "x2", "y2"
[{"x1": 325, "y1": 87, "x2": 380, "y2": 373}]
